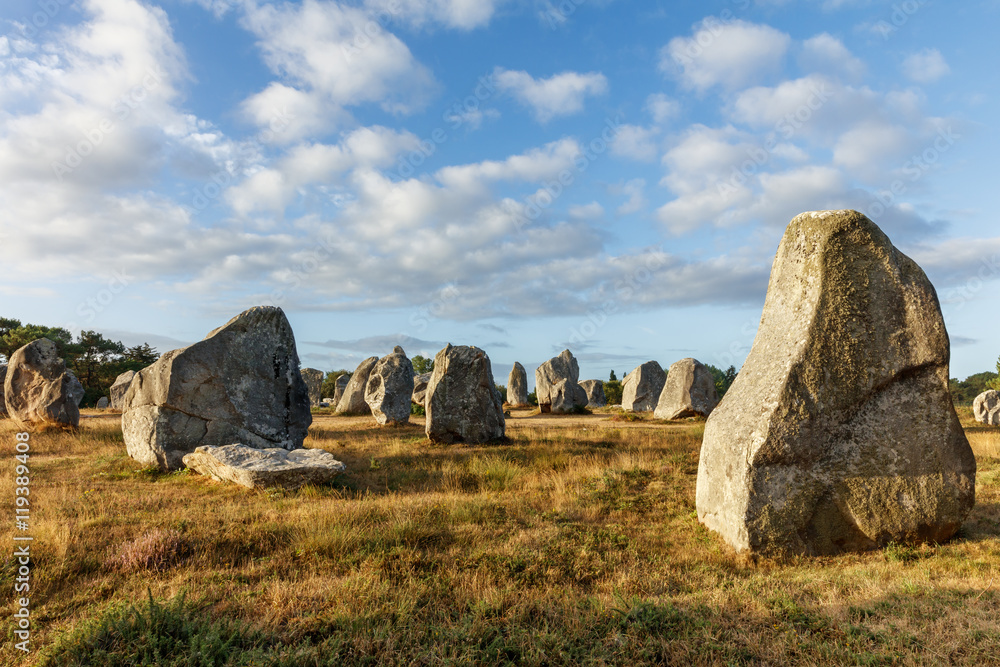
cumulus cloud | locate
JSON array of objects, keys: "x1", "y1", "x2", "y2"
[
  {"x1": 902, "y1": 48, "x2": 950, "y2": 84},
  {"x1": 799, "y1": 33, "x2": 865, "y2": 80},
  {"x1": 363, "y1": 0, "x2": 509, "y2": 29},
  {"x1": 645, "y1": 93, "x2": 681, "y2": 124},
  {"x1": 493, "y1": 68, "x2": 608, "y2": 122},
  {"x1": 610, "y1": 125, "x2": 661, "y2": 162}
]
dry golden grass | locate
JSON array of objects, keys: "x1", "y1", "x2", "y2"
[{"x1": 0, "y1": 408, "x2": 998, "y2": 665}]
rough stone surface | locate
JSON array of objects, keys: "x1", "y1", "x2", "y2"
[
  {"x1": 336, "y1": 358, "x2": 377, "y2": 414},
  {"x1": 300, "y1": 368, "x2": 325, "y2": 407},
  {"x1": 579, "y1": 379, "x2": 606, "y2": 408},
  {"x1": 654, "y1": 358, "x2": 719, "y2": 420},
  {"x1": 333, "y1": 374, "x2": 350, "y2": 405},
  {"x1": 121, "y1": 306, "x2": 312, "y2": 471},
  {"x1": 365, "y1": 346, "x2": 414, "y2": 425},
  {"x1": 973, "y1": 390, "x2": 1000, "y2": 426},
  {"x1": 425, "y1": 344, "x2": 505, "y2": 444},
  {"x1": 412, "y1": 373, "x2": 432, "y2": 406},
  {"x1": 0, "y1": 364, "x2": 7, "y2": 418},
  {"x1": 621, "y1": 361, "x2": 666, "y2": 412},
  {"x1": 109, "y1": 370, "x2": 136, "y2": 411},
  {"x1": 97, "y1": 396, "x2": 109, "y2": 409},
  {"x1": 697, "y1": 210, "x2": 976, "y2": 556},
  {"x1": 182, "y1": 444, "x2": 345, "y2": 490},
  {"x1": 535, "y1": 350, "x2": 588, "y2": 414},
  {"x1": 4, "y1": 338, "x2": 83, "y2": 429},
  {"x1": 507, "y1": 362, "x2": 529, "y2": 407}
]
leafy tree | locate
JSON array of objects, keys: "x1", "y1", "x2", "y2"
[
  {"x1": 609, "y1": 369, "x2": 617, "y2": 382},
  {"x1": 495, "y1": 383, "x2": 507, "y2": 403},
  {"x1": 125, "y1": 343, "x2": 160, "y2": 367},
  {"x1": 604, "y1": 379, "x2": 623, "y2": 406},
  {"x1": 321, "y1": 370, "x2": 351, "y2": 400},
  {"x1": 992, "y1": 355, "x2": 1000, "y2": 391},
  {"x1": 411, "y1": 355, "x2": 434, "y2": 375},
  {"x1": 951, "y1": 369, "x2": 999, "y2": 404},
  {"x1": 1, "y1": 320, "x2": 74, "y2": 363},
  {"x1": 705, "y1": 364, "x2": 737, "y2": 398}
]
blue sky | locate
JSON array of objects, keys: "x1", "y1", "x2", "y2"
[{"x1": 1, "y1": 0, "x2": 998, "y2": 387}]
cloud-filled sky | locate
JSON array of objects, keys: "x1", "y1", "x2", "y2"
[{"x1": 1, "y1": 0, "x2": 998, "y2": 385}]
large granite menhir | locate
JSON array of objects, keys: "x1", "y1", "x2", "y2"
[
  {"x1": 507, "y1": 362, "x2": 529, "y2": 407},
  {"x1": 365, "y1": 346, "x2": 414, "y2": 425},
  {"x1": 535, "y1": 349, "x2": 588, "y2": 414},
  {"x1": 4, "y1": 338, "x2": 83, "y2": 429},
  {"x1": 109, "y1": 370, "x2": 136, "y2": 410},
  {"x1": 654, "y1": 358, "x2": 719, "y2": 420},
  {"x1": 579, "y1": 379, "x2": 606, "y2": 408},
  {"x1": 425, "y1": 344, "x2": 505, "y2": 444},
  {"x1": 621, "y1": 361, "x2": 665, "y2": 412},
  {"x1": 0, "y1": 364, "x2": 7, "y2": 419},
  {"x1": 121, "y1": 306, "x2": 312, "y2": 470},
  {"x1": 336, "y1": 357, "x2": 377, "y2": 414},
  {"x1": 973, "y1": 390, "x2": 1000, "y2": 426},
  {"x1": 300, "y1": 368, "x2": 325, "y2": 407},
  {"x1": 697, "y1": 210, "x2": 976, "y2": 556}
]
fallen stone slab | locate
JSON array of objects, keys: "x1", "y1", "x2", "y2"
[{"x1": 182, "y1": 444, "x2": 346, "y2": 490}]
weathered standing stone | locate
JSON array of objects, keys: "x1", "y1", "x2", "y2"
[
  {"x1": 365, "y1": 346, "x2": 414, "y2": 425},
  {"x1": 109, "y1": 370, "x2": 136, "y2": 411},
  {"x1": 973, "y1": 390, "x2": 1000, "y2": 426},
  {"x1": 121, "y1": 306, "x2": 312, "y2": 471},
  {"x1": 97, "y1": 396, "x2": 110, "y2": 410},
  {"x1": 425, "y1": 344, "x2": 505, "y2": 443},
  {"x1": 579, "y1": 379, "x2": 606, "y2": 408},
  {"x1": 697, "y1": 210, "x2": 976, "y2": 556},
  {"x1": 654, "y1": 358, "x2": 719, "y2": 420},
  {"x1": 621, "y1": 361, "x2": 666, "y2": 412},
  {"x1": 0, "y1": 364, "x2": 7, "y2": 418},
  {"x1": 4, "y1": 338, "x2": 83, "y2": 429},
  {"x1": 182, "y1": 444, "x2": 346, "y2": 490},
  {"x1": 336, "y1": 358, "x2": 377, "y2": 414},
  {"x1": 333, "y1": 373, "x2": 350, "y2": 405},
  {"x1": 507, "y1": 362, "x2": 529, "y2": 407},
  {"x1": 535, "y1": 349, "x2": 588, "y2": 414},
  {"x1": 300, "y1": 368, "x2": 325, "y2": 407},
  {"x1": 412, "y1": 373, "x2": 432, "y2": 406}
]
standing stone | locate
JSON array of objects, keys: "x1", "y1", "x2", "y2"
[
  {"x1": 973, "y1": 390, "x2": 1000, "y2": 426},
  {"x1": 97, "y1": 396, "x2": 110, "y2": 410},
  {"x1": 0, "y1": 364, "x2": 7, "y2": 418},
  {"x1": 621, "y1": 361, "x2": 666, "y2": 412},
  {"x1": 333, "y1": 373, "x2": 350, "y2": 405},
  {"x1": 336, "y1": 358, "x2": 377, "y2": 414},
  {"x1": 109, "y1": 370, "x2": 136, "y2": 411},
  {"x1": 412, "y1": 373, "x2": 432, "y2": 406},
  {"x1": 697, "y1": 210, "x2": 976, "y2": 556},
  {"x1": 426, "y1": 344, "x2": 505, "y2": 443},
  {"x1": 4, "y1": 338, "x2": 83, "y2": 429},
  {"x1": 121, "y1": 306, "x2": 312, "y2": 471},
  {"x1": 654, "y1": 358, "x2": 719, "y2": 420},
  {"x1": 579, "y1": 379, "x2": 606, "y2": 408},
  {"x1": 300, "y1": 368, "x2": 325, "y2": 407},
  {"x1": 365, "y1": 346, "x2": 414, "y2": 425},
  {"x1": 507, "y1": 362, "x2": 529, "y2": 407},
  {"x1": 535, "y1": 349, "x2": 588, "y2": 414}
]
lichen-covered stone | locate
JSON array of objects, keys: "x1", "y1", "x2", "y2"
[
  {"x1": 333, "y1": 373, "x2": 350, "y2": 406},
  {"x1": 4, "y1": 338, "x2": 83, "y2": 429},
  {"x1": 973, "y1": 390, "x2": 1000, "y2": 426},
  {"x1": 336, "y1": 358, "x2": 377, "y2": 414},
  {"x1": 121, "y1": 306, "x2": 312, "y2": 470},
  {"x1": 425, "y1": 344, "x2": 505, "y2": 444},
  {"x1": 97, "y1": 396, "x2": 109, "y2": 409},
  {"x1": 109, "y1": 370, "x2": 136, "y2": 410},
  {"x1": 579, "y1": 379, "x2": 606, "y2": 408},
  {"x1": 507, "y1": 362, "x2": 529, "y2": 407},
  {"x1": 697, "y1": 210, "x2": 976, "y2": 556},
  {"x1": 535, "y1": 350, "x2": 588, "y2": 414},
  {"x1": 300, "y1": 368, "x2": 325, "y2": 407},
  {"x1": 183, "y1": 444, "x2": 345, "y2": 490},
  {"x1": 621, "y1": 361, "x2": 666, "y2": 412},
  {"x1": 0, "y1": 364, "x2": 7, "y2": 418},
  {"x1": 365, "y1": 346, "x2": 414, "y2": 425},
  {"x1": 654, "y1": 358, "x2": 719, "y2": 420},
  {"x1": 412, "y1": 372, "x2": 432, "y2": 406}
]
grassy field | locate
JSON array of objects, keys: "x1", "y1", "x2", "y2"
[{"x1": 0, "y1": 407, "x2": 998, "y2": 666}]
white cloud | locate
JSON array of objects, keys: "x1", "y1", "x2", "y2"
[
  {"x1": 645, "y1": 93, "x2": 681, "y2": 124},
  {"x1": 614, "y1": 178, "x2": 647, "y2": 216},
  {"x1": 902, "y1": 48, "x2": 950, "y2": 84},
  {"x1": 799, "y1": 33, "x2": 865, "y2": 80},
  {"x1": 569, "y1": 202, "x2": 605, "y2": 219},
  {"x1": 364, "y1": 0, "x2": 508, "y2": 29},
  {"x1": 661, "y1": 20, "x2": 791, "y2": 92},
  {"x1": 610, "y1": 124, "x2": 660, "y2": 162},
  {"x1": 493, "y1": 68, "x2": 608, "y2": 122}
]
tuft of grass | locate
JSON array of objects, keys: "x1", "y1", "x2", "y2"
[{"x1": 105, "y1": 529, "x2": 191, "y2": 574}]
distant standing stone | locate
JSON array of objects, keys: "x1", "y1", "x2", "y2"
[
  {"x1": 507, "y1": 362, "x2": 529, "y2": 407},
  {"x1": 336, "y1": 358, "x2": 378, "y2": 414},
  {"x1": 365, "y1": 346, "x2": 414, "y2": 425},
  {"x1": 973, "y1": 390, "x2": 1000, "y2": 426},
  {"x1": 121, "y1": 306, "x2": 312, "y2": 470},
  {"x1": 426, "y1": 344, "x2": 505, "y2": 443},
  {"x1": 333, "y1": 373, "x2": 350, "y2": 405},
  {"x1": 412, "y1": 372, "x2": 432, "y2": 406},
  {"x1": 4, "y1": 338, "x2": 83, "y2": 429},
  {"x1": 109, "y1": 370, "x2": 136, "y2": 410},
  {"x1": 183, "y1": 444, "x2": 346, "y2": 490},
  {"x1": 97, "y1": 396, "x2": 110, "y2": 410},
  {"x1": 621, "y1": 361, "x2": 666, "y2": 412},
  {"x1": 654, "y1": 358, "x2": 719, "y2": 420},
  {"x1": 579, "y1": 379, "x2": 606, "y2": 408},
  {"x1": 535, "y1": 350, "x2": 588, "y2": 414},
  {"x1": 697, "y1": 210, "x2": 976, "y2": 556},
  {"x1": 300, "y1": 368, "x2": 325, "y2": 407}
]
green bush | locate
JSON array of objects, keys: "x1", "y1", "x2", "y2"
[
  {"x1": 604, "y1": 380, "x2": 623, "y2": 406},
  {"x1": 950, "y1": 371, "x2": 999, "y2": 405}
]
